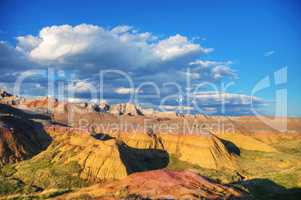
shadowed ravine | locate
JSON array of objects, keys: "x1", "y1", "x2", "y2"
[
  {"x1": 92, "y1": 132, "x2": 170, "y2": 174},
  {"x1": 0, "y1": 104, "x2": 52, "y2": 165},
  {"x1": 117, "y1": 142, "x2": 169, "y2": 174}
]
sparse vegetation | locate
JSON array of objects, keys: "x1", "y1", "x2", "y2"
[
  {"x1": 1, "y1": 99, "x2": 301, "y2": 199},
  {"x1": 0, "y1": 164, "x2": 16, "y2": 177},
  {"x1": 0, "y1": 177, "x2": 23, "y2": 195},
  {"x1": 168, "y1": 154, "x2": 241, "y2": 183},
  {"x1": 14, "y1": 157, "x2": 87, "y2": 190},
  {"x1": 0, "y1": 142, "x2": 88, "y2": 198}
]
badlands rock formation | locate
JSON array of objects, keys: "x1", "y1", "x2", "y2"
[
  {"x1": 42, "y1": 126, "x2": 169, "y2": 181},
  {"x1": 0, "y1": 89, "x2": 24, "y2": 105},
  {"x1": 109, "y1": 103, "x2": 143, "y2": 116},
  {"x1": 0, "y1": 89, "x2": 13, "y2": 98},
  {"x1": 98, "y1": 101, "x2": 110, "y2": 112},
  {"x1": 56, "y1": 169, "x2": 246, "y2": 200},
  {"x1": 39, "y1": 124, "x2": 237, "y2": 182},
  {"x1": 17, "y1": 92, "x2": 182, "y2": 119},
  {"x1": 118, "y1": 133, "x2": 237, "y2": 170},
  {"x1": 24, "y1": 97, "x2": 60, "y2": 111},
  {"x1": 0, "y1": 104, "x2": 51, "y2": 166},
  {"x1": 1, "y1": 91, "x2": 301, "y2": 199}
]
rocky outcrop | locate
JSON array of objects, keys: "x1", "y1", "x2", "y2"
[
  {"x1": 218, "y1": 132, "x2": 276, "y2": 152},
  {"x1": 98, "y1": 101, "x2": 110, "y2": 112},
  {"x1": 44, "y1": 126, "x2": 169, "y2": 181},
  {"x1": 109, "y1": 103, "x2": 143, "y2": 116},
  {"x1": 24, "y1": 97, "x2": 59, "y2": 111},
  {"x1": 0, "y1": 109, "x2": 51, "y2": 166},
  {"x1": 118, "y1": 133, "x2": 237, "y2": 170},
  {"x1": 44, "y1": 129, "x2": 129, "y2": 180},
  {"x1": 141, "y1": 108, "x2": 178, "y2": 118},
  {"x1": 0, "y1": 89, "x2": 23, "y2": 105},
  {"x1": 0, "y1": 89, "x2": 13, "y2": 98},
  {"x1": 23, "y1": 97, "x2": 100, "y2": 114},
  {"x1": 54, "y1": 169, "x2": 246, "y2": 200},
  {"x1": 42, "y1": 124, "x2": 237, "y2": 182}
]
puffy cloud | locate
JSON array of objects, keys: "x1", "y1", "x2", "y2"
[
  {"x1": 190, "y1": 92, "x2": 268, "y2": 115},
  {"x1": 67, "y1": 80, "x2": 96, "y2": 93},
  {"x1": 111, "y1": 25, "x2": 133, "y2": 34},
  {"x1": 114, "y1": 87, "x2": 136, "y2": 94},
  {"x1": 0, "y1": 24, "x2": 255, "y2": 115},
  {"x1": 66, "y1": 97, "x2": 100, "y2": 103},
  {"x1": 114, "y1": 87, "x2": 143, "y2": 94},
  {"x1": 16, "y1": 35, "x2": 41, "y2": 53},
  {"x1": 159, "y1": 105, "x2": 194, "y2": 111},
  {"x1": 193, "y1": 92, "x2": 265, "y2": 105},
  {"x1": 0, "y1": 41, "x2": 31, "y2": 70},
  {"x1": 19, "y1": 24, "x2": 106, "y2": 61},
  {"x1": 10, "y1": 24, "x2": 236, "y2": 85},
  {"x1": 152, "y1": 34, "x2": 211, "y2": 61},
  {"x1": 137, "y1": 92, "x2": 268, "y2": 115},
  {"x1": 189, "y1": 60, "x2": 232, "y2": 68},
  {"x1": 211, "y1": 65, "x2": 237, "y2": 80},
  {"x1": 16, "y1": 24, "x2": 211, "y2": 69},
  {"x1": 189, "y1": 59, "x2": 237, "y2": 81}
]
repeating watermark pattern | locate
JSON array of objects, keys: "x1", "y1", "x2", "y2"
[
  {"x1": 11, "y1": 66, "x2": 288, "y2": 133},
  {"x1": 251, "y1": 67, "x2": 287, "y2": 132}
]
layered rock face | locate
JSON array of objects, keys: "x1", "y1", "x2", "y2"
[
  {"x1": 42, "y1": 125, "x2": 237, "y2": 182},
  {"x1": 21, "y1": 96, "x2": 183, "y2": 119},
  {"x1": 55, "y1": 169, "x2": 245, "y2": 200},
  {"x1": 42, "y1": 128, "x2": 129, "y2": 180},
  {"x1": 44, "y1": 126, "x2": 169, "y2": 181},
  {"x1": 23, "y1": 97, "x2": 99, "y2": 115},
  {"x1": 118, "y1": 133, "x2": 237, "y2": 170},
  {"x1": 109, "y1": 103, "x2": 143, "y2": 116},
  {"x1": 0, "y1": 114, "x2": 51, "y2": 166},
  {"x1": 23, "y1": 97, "x2": 60, "y2": 112}
]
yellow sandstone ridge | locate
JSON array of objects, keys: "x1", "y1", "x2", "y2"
[
  {"x1": 118, "y1": 133, "x2": 237, "y2": 170},
  {"x1": 44, "y1": 129, "x2": 128, "y2": 181},
  {"x1": 42, "y1": 127, "x2": 239, "y2": 181},
  {"x1": 218, "y1": 132, "x2": 276, "y2": 152}
]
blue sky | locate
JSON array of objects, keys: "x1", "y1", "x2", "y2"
[{"x1": 0, "y1": 0, "x2": 300, "y2": 116}]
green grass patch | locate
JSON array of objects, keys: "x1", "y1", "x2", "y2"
[
  {"x1": 0, "y1": 177, "x2": 23, "y2": 195},
  {"x1": 167, "y1": 154, "x2": 241, "y2": 183},
  {"x1": 15, "y1": 159, "x2": 87, "y2": 189},
  {"x1": 0, "y1": 164, "x2": 17, "y2": 177}
]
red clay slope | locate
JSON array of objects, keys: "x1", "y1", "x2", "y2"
[{"x1": 56, "y1": 169, "x2": 246, "y2": 200}]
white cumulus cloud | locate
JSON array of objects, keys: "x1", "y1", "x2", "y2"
[
  {"x1": 67, "y1": 80, "x2": 95, "y2": 93},
  {"x1": 189, "y1": 59, "x2": 236, "y2": 81},
  {"x1": 114, "y1": 87, "x2": 141, "y2": 94},
  {"x1": 152, "y1": 34, "x2": 211, "y2": 61},
  {"x1": 16, "y1": 24, "x2": 212, "y2": 68},
  {"x1": 192, "y1": 92, "x2": 265, "y2": 105}
]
